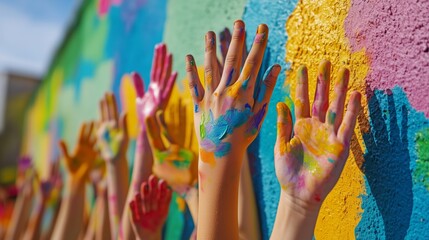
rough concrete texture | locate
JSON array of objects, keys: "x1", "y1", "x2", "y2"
[
  {"x1": 345, "y1": 0, "x2": 429, "y2": 118},
  {"x1": 22, "y1": 0, "x2": 429, "y2": 239}
]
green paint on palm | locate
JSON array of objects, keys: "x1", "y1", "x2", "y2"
[
  {"x1": 328, "y1": 111, "x2": 336, "y2": 125},
  {"x1": 303, "y1": 152, "x2": 322, "y2": 176}
]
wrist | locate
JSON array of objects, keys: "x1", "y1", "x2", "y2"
[{"x1": 272, "y1": 192, "x2": 320, "y2": 240}]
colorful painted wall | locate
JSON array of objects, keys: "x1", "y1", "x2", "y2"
[{"x1": 22, "y1": 0, "x2": 429, "y2": 239}]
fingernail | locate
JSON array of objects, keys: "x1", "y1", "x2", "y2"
[
  {"x1": 272, "y1": 65, "x2": 281, "y2": 76},
  {"x1": 257, "y1": 24, "x2": 267, "y2": 33},
  {"x1": 297, "y1": 65, "x2": 307, "y2": 83}
]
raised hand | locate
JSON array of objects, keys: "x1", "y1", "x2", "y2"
[
  {"x1": 97, "y1": 92, "x2": 129, "y2": 162},
  {"x1": 187, "y1": 21, "x2": 280, "y2": 169},
  {"x1": 274, "y1": 61, "x2": 361, "y2": 207},
  {"x1": 129, "y1": 175, "x2": 172, "y2": 239},
  {"x1": 186, "y1": 20, "x2": 280, "y2": 238},
  {"x1": 59, "y1": 122, "x2": 97, "y2": 181},
  {"x1": 145, "y1": 98, "x2": 196, "y2": 195},
  {"x1": 133, "y1": 43, "x2": 178, "y2": 130}
]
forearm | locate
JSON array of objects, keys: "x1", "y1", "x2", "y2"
[
  {"x1": 121, "y1": 130, "x2": 153, "y2": 240},
  {"x1": 184, "y1": 187, "x2": 198, "y2": 226},
  {"x1": 42, "y1": 198, "x2": 61, "y2": 240},
  {"x1": 238, "y1": 153, "x2": 261, "y2": 240},
  {"x1": 51, "y1": 179, "x2": 86, "y2": 240},
  {"x1": 96, "y1": 192, "x2": 112, "y2": 240},
  {"x1": 197, "y1": 151, "x2": 244, "y2": 240},
  {"x1": 106, "y1": 158, "x2": 129, "y2": 239},
  {"x1": 271, "y1": 192, "x2": 320, "y2": 240},
  {"x1": 22, "y1": 198, "x2": 46, "y2": 240},
  {"x1": 5, "y1": 190, "x2": 33, "y2": 240}
]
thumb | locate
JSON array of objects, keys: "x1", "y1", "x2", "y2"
[
  {"x1": 59, "y1": 140, "x2": 71, "y2": 160},
  {"x1": 276, "y1": 102, "x2": 293, "y2": 147}
]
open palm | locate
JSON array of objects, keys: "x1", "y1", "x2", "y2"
[{"x1": 275, "y1": 61, "x2": 361, "y2": 205}]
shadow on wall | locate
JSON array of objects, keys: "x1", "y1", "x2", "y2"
[{"x1": 352, "y1": 89, "x2": 413, "y2": 239}]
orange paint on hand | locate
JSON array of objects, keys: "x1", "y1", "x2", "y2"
[{"x1": 199, "y1": 149, "x2": 216, "y2": 167}]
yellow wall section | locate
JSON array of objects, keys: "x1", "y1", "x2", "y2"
[{"x1": 285, "y1": 0, "x2": 369, "y2": 238}]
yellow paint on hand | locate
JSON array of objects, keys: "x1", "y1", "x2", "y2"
[{"x1": 285, "y1": 0, "x2": 369, "y2": 237}]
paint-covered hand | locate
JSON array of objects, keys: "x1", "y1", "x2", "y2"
[
  {"x1": 59, "y1": 122, "x2": 98, "y2": 182},
  {"x1": 275, "y1": 61, "x2": 361, "y2": 208},
  {"x1": 186, "y1": 21, "x2": 280, "y2": 168},
  {"x1": 97, "y1": 92, "x2": 129, "y2": 162},
  {"x1": 129, "y1": 175, "x2": 172, "y2": 239},
  {"x1": 133, "y1": 43, "x2": 177, "y2": 131},
  {"x1": 145, "y1": 98, "x2": 196, "y2": 195}
]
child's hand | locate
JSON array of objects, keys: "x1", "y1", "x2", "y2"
[
  {"x1": 97, "y1": 92, "x2": 129, "y2": 162},
  {"x1": 275, "y1": 61, "x2": 361, "y2": 209},
  {"x1": 133, "y1": 44, "x2": 177, "y2": 131},
  {"x1": 59, "y1": 122, "x2": 98, "y2": 182},
  {"x1": 129, "y1": 175, "x2": 172, "y2": 238},
  {"x1": 145, "y1": 99, "x2": 197, "y2": 195},
  {"x1": 186, "y1": 21, "x2": 281, "y2": 169}
]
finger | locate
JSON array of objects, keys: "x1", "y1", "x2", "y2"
[
  {"x1": 85, "y1": 122, "x2": 95, "y2": 142},
  {"x1": 312, "y1": 60, "x2": 331, "y2": 122},
  {"x1": 338, "y1": 91, "x2": 362, "y2": 145},
  {"x1": 141, "y1": 182, "x2": 149, "y2": 213},
  {"x1": 78, "y1": 123, "x2": 87, "y2": 143},
  {"x1": 219, "y1": 27, "x2": 231, "y2": 65},
  {"x1": 204, "y1": 31, "x2": 221, "y2": 94},
  {"x1": 185, "y1": 55, "x2": 204, "y2": 104},
  {"x1": 161, "y1": 71, "x2": 177, "y2": 103},
  {"x1": 134, "y1": 193, "x2": 143, "y2": 219},
  {"x1": 129, "y1": 201, "x2": 139, "y2": 222},
  {"x1": 276, "y1": 102, "x2": 293, "y2": 145},
  {"x1": 107, "y1": 92, "x2": 119, "y2": 128},
  {"x1": 155, "y1": 44, "x2": 167, "y2": 82},
  {"x1": 218, "y1": 20, "x2": 246, "y2": 90},
  {"x1": 249, "y1": 65, "x2": 281, "y2": 135},
  {"x1": 236, "y1": 24, "x2": 269, "y2": 95},
  {"x1": 295, "y1": 65, "x2": 310, "y2": 119},
  {"x1": 119, "y1": 113, "x2": 129, "y2": 138},
  {"x1": 145, "y1": 116, "x2": 166, "y2": 150},
  {"x1": 59, "y1": 140, "x2": 71, "y2": 160},
  {"x1": 149, "y1": 175, "x2": 159, "y2": 211},
  {"x1": 99, "y1": 99, "x2": 108, "y2": 122},
  {"x1": 150, "y1": 44, "x2": 161, "y2": 82},
  {"x1": 161, "y1": 53, "x2": 172, "y2": 88},
  {"x1": 326, "y1": 68, "x2": 349, "y2": 133},
  {"x1": 132, "y1": 72, "x2": 145, "y2": 98},
  {"x1": 253, "y1": 64, "x2": 281, "y2": 112},
  {"x1": 156, "y1": 110, "x2": 174, "y2": 145}
]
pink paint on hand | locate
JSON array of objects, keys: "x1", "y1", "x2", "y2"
[{"x1": 345, "y1": 0, "x2": 429, "y2": 117}]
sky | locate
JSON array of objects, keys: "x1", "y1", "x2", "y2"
[{"x1": 0, "y1": 0, "x2": 80, "y2": 78}]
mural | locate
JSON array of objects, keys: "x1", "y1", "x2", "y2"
[{"x1": 22, "y1": 0, "x2": 429, "y2": 239}]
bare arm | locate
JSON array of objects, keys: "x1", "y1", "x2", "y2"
[
  {"x1": 121, "y1": 44, "x2": 177, "y2": 240},
  {"x1": 5, "y1": 182, "x2": 33, "y2": 240},
  {"x1": 238, "y1": 153, "x2": 261, "y2": 240},
  {"x1": 52, "y1": 122, "x2": 97, "y2": 240}
]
